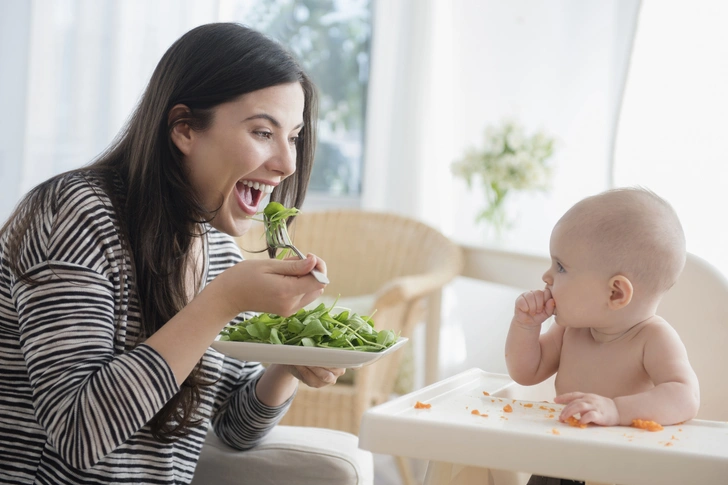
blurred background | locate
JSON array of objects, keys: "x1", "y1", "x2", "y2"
[{"x1": 2, "y1": 1, "x2": 727, "y2": 482}]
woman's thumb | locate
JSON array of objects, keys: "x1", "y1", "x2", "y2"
[{"x1": 280, "y1": 254, "x2": 316, "y2": 275}]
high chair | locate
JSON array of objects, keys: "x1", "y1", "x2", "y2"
[{"x1": 402, "y1": 246, "x2": 728, "y2": 485}]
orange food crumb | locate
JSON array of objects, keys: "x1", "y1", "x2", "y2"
[
  {"x1": 566, "y1": 416, "x2": 587, "y2": 428},
  {"x1": 503, "y1": 404, "x2": 513, "y2": 413},
  {"x1": 671, "y1": 435, "x2": 678, "y2": 440},
  {"x1": 664, "y1": 442, "x2": 673, "y2": 447},
  {"x1": 491, "y1": 399, "x2": 495, "y2": 402},
  {"x1": 512, "y1": 399, "x2": 517, "y2": 403},
  {"x1": 523, "y1": 403, "x2": 533, "y2": 408},
  {"x1": 547, "y1": 414, "x2": 555, "y2": 419},
  {"x1": 483, "y1": 391, "x2": 490, "y2": 396},
  {"x1": 539, "y1": 405, "x2": 549, "y2": 410},
  {"x1": 481, "y1": 414, "x2": 488, "y2": 418},
  {"x1": 549, "y1": 408, "x2": 556, "y2": 412},
  {"x1": 414, "y1": 401, "x2": 431, "y2": 409},
  {"x1": 471, "y1": 409, "x2": 481, "y2": 415},
  {"x1": 551, "y1": 428, "x2": 560, "y2": 435},
  {"x1": 631, "y1": 419, "x2": 663, "y2": 432}
]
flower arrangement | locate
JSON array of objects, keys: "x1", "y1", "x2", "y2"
[{"x1": 452, "y1": 119, "x2": 556, "y2": 234}]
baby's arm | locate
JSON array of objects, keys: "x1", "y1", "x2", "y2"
[
  {"x1": 505, "y1": 289, "x2": 564, "y2": 385},
  {"x1": 557, "y1": 322, "x2": 700, "y2": 426},
  {"x1": 615, "y1": 322, "x2": 699, "y2": 424}
]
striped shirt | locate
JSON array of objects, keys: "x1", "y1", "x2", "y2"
[{"x1": 0, "y1": 173, "x2": 291, "y2": 484}]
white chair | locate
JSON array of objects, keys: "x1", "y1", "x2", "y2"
[
  {"x1": 448, "y1": 246, "x2": 728, "y2": 485},
  {"x1": 192, "y1": 425, "x2": 373, "y2": 485}
]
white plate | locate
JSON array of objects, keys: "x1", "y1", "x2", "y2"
[{"x1": 210, "y1": 336, "x2": 408, "y2": 368}]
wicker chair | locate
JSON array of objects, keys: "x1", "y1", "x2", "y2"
[{"x1": 235, "y1": 210, "x2": 463, "y2": 436}]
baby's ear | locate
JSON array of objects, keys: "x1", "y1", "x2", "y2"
[{"x1": 608, "y1": 275, "x2": 633, "y2": 310}]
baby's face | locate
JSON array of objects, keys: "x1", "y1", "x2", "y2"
[{"x1": 542, "y1": 222, "x2": 610, "y2": 328}]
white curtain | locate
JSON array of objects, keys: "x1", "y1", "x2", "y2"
[
  {"x1": 364, "y1": 0, "x2": 641, "y2": 255},
  {"x1": 614, "y1": 0, "x2": 728, "y2": 278}
]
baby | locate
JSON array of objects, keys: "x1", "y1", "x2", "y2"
[{"x1": 505, "y1": 187, "x2": 699, "y2": 434}]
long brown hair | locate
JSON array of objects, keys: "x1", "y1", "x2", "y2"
[{"x1": 0, "y1": 23, "x2": 318, "y2": 441}]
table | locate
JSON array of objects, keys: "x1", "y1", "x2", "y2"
[{"x1": 358, "y1": 368, "x2": 728, "y2": 485}]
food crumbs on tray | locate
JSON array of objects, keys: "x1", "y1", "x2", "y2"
[
  {"x1": 500, "y1": 416, "x2": 508, "y2": 420},
  {"x1": 678, "y1": 428, "x2": 683, "y2": 432},
  {"x1": 523, "y1": 403, "x2": 534, "y2": 408},
  {"x1": 481, "y1": 414, "x2": 488, "y2": 418},
  {"x1": 671, "y1": 435, "x2": 678, "y2": 440},
  {"x1": 664, "y1": 442, "x2": 674, "y2": 447},
  {"x1": 503, "y1": 404, "x2": 513, "y2": 413},
  {"x1": 551, "y1": 428, "x2": 560, "y2": 435},
  {"x1": 483, "y1": 391, "x2": 490, "y2": 396},
  {"x1": 549, "y1": 408, "x2": 556, "y2": 412},
  {"x1": 631, "y1": 419, "x2": 663, "y2": 431},
  {"x1": 491, "y1": 399, "x2": 495, "y2": 403},
  {"x1": 539, "y1": 405, "x2": 549, "y2": 410},
  {"x1": 471, "y1": 409, "x2": 481, "y2": 415},
  {"x1": 566, "y1": 416, "x2": 587, "y2": 428},
  {"x1": 414, "y1": 401, "x2": 431, "y2": 409},
  {"x1": 546, "y1": 414, "x2": 555, "y2": 419}
]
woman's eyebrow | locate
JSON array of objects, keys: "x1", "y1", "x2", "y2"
[{"x1": 243, "y1": 113, "x2": 304, "y2": 130}]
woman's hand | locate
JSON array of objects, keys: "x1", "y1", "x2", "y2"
[
  {"x1": 256, "y1": 364, "x2": 346, "y2": 406},
  {"x1": 287, "y1": 365, "x2": 347, "y2": 388},
  {"x1": 208, "y1": 254, "x2": 328, "y2": 321}
]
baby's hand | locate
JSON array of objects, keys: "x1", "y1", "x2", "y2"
[
  {"x1": 513, "y1": 289, "x2": 555, "y2": 328},
  {"x1": 555, "y1": 392, "x2": 620, "y2": 426}
]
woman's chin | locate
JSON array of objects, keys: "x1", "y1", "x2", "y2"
[{"x1": 209, "y1": 214, "x2": 253, "y2": 237}]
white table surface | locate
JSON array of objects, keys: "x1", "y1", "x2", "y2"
[{"x1": 358, "y1": 368, "x2": 728, "y2": 485}]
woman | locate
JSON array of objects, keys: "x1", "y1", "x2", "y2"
[{"x1": 0, "y1": 23, "x2": 344, "y2": 484}]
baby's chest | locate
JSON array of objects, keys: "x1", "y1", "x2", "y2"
[{"x1": 556, "y1": 338, "x2": 651, "y2": 397}]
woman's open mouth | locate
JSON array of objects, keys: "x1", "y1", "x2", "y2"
[{"x1": 235, "y1": 180, "x2": 275, "y2": 215}]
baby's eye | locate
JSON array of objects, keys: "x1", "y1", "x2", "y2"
[{"x1": 557, "y1": 262, "x2": 565, "y2": 273}]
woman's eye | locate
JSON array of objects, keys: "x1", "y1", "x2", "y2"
[
  {"x1": 255, "y1": 131, "x2": 273, "y2": 139},
  {"x1": 557, "y1": 262, "x2": 565, "y2": 273},
  {"x1": 289, "y1": 136, "x2": 299, "y2": 145}
]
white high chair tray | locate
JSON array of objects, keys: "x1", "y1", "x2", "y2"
[{"x1": 358, "y1": 368, "x2": 728, "y2": 485}]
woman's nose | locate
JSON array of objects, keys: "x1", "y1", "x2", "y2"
[{"x1": 270, "y1": 138, "x2": 297, "y2": 177}]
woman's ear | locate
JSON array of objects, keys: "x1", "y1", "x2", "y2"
[
  {"x1": 608, "y1": 275, "x2": 633, "y2": 310},
  {"x1": 168, "y1": 104, "x2": 194, "y2": 155}
]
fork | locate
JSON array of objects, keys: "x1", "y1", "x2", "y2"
[{"x1": 267, "y1": 223, "x2": 330, "y2": 284}]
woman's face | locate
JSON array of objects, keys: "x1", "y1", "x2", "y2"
[{"x1": 182, "y1": 82, "x2": 305, "y2": 236}]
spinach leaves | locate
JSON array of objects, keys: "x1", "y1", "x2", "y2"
[{"x1": 219, "y1": 302, "x2": 397, "y2": 352}]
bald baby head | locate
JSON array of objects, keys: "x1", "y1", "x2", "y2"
[{"x1": 556, "y1": 188, "x2": 686, "y2": 298}]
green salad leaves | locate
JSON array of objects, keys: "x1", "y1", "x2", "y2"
[{"x1": 219, "y1": 302, "x2": 398, "y2": 352}]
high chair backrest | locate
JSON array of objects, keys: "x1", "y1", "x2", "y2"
[{"x1": 657, "y1": 252, "x2": 728, "y2": 421}]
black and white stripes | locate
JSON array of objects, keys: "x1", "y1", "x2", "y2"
[{"x1": 0, "y1": 173, "x2": 289, "y2": 484}]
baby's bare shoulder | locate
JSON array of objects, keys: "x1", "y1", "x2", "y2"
[{"x1": 638, "y1": 315, "x2": 681, "y2": 339}]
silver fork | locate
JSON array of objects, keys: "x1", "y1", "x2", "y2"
[{"x1": 267, "y1": 223, "x2": 330, "y2": 284}]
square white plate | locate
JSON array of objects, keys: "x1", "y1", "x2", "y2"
[{"x1": 210, "y1": 336, "x2": 408, "y2": 368}]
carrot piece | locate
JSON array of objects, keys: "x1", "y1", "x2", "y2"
[
  {"x1": 503, "y1": 404, "x2": 513, "y2": 413},
  {"x1": 566, "y1": 416, "x2": 587, "y2": 428},
  {"x1": 631, "y1": 419, "x2": 663, "y2": 431},
  {"x1": 414, "y1": 401, "x2": 431, "y2": 409}
]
